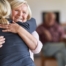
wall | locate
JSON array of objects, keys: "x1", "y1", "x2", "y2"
[{"x1": 27, "y1": 0, "x2": 66, "y2": 26}]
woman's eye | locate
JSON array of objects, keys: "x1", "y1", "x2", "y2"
[{"x1": 23, "y1": 12, "x2": 26, "y2": 14}]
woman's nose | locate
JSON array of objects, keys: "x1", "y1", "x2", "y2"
[{"x1": 18, "y1": 11, "x2": 22, "y2": 16}]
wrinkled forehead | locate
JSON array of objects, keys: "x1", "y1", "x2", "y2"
[
  {"x1": 45, "y1": 13, "x2": 56, "y2": 19},
  {"x1": 14, "y1": 3, "x2": 28, "y2": 9}
]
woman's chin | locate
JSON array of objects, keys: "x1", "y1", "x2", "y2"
[{"x1": 16, "y1": 20, "x2": 23, "y2": 22}]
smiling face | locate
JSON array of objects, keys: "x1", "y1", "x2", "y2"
[{"x1": 11, "y1": 3, "x2": 29, "y2": 22}]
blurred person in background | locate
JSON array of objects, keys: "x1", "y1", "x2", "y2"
[{"x1": 36, "y1": 12, "x2": 66, "y2": 66}]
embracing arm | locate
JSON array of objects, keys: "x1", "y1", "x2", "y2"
[
  {"x1": 17, "y1": 18, "x2": 37, "y2": 50},
  {"x1": 31, "y1": 31, "x2": 43, "y2": 54},
  {"x1": 1, "y1": 18, "x2": 37, "y2": 50},
  {"x1": 17, "y1": 26, "x2": 38, "y2": 50},
  {"x1": 1, "y1": 23, "x2": 38, "y2": 50}
]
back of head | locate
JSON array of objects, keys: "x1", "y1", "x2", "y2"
[{"x1": 0, "y1": 0, "x2": 11, "y2": 24}]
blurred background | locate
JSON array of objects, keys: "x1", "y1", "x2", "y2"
[
  {"x1": 26, "y1": 0, "x2": 66, "y2": 66},
  {"x1": 27, "y1": 0, "x2": 66, "y2": 25}
]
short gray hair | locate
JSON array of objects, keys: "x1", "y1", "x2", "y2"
[{"x1": 8, "y1": 0, "x2": 32, "y2": 20}]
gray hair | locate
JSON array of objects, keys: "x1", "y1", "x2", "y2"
[{"x1": 8, "y1": 0, "x2": 32, "y2": 20}]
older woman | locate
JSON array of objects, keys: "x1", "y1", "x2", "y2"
[
  {"x1": 0, "y1": 0, "x2": 42, "y2": 66},
  {"x1": 0, "y1": 0, "x2": 42, "y2": 60},
  {"x1": 8, "y1": 0, "x2": 42, "y2": 60}
]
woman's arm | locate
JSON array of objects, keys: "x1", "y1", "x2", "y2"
[
  {"x1": 31, "y1": 31, "x2": 43, "y2": 54},
  {"x1": 1, "y1": 23, "x2": 38, "y2": 50},
  {"x1": 17, "y1": 25, "x2": 38, "y2": 50}
]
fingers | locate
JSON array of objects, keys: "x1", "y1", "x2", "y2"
[
  {"x1": 0, "y1": 41, "x2": 5, "y2": 45},
  {"x1": 0, "y1": 23, "x2": 17, "y2": 33},
  {"x1": 0, "y1": 37, "x2": 5, "y2": 42},
  {"x1": 0, "y1": 36, "x2": 5, "y2": 43},
  {"x1": 0, "y1": 36, "x2": 5, "y2": 40},
  {"x1": 0, "y1": 36, "x2": 5, "y2": 48},
  {"x1": 0, "y1": 24, "x2": 9, "y2": 29},
  {"x1": 0, "y1": 45, "x2": 3, "y2": 48},
  {"x1": 0, "y1": 36, "x2": 4, "y2": 38},
  {"x1": 2, "y1": 29, "x2": 11, "y2": 32},
  {"x1": 0, "y1": 24, "x2": 11, "y2": 32}
]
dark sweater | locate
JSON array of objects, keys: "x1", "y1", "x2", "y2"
[{"x1": 0, "y1": 18, "x2": 36, "y2": 66}]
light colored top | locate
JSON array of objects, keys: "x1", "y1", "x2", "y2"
[{"x1": 29, "y1": 31, "x2": 43, "y2": 60}]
